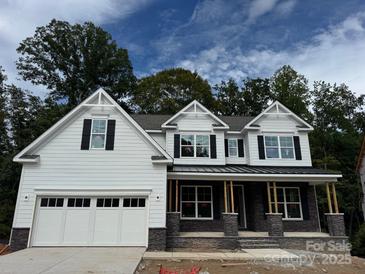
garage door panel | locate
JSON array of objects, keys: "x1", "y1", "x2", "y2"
[
  {"x1": 121, "y1": 209, "x2": 147, "y2": 246},
  {"x1": 63, "y1": 210, "x2": 92, "y2": 245},
  {"x1": 33, "y1": 209, "x2": 64, "y2": 245},
  {"x1": 93, "y1": 210, "x2": 120, "y2": 244}
]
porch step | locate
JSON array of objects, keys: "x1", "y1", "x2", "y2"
[{"x1": 238, "y1": 239, "x2": 280, "y2": 249}]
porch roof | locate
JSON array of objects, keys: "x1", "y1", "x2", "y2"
[{"x1": 167, "y1": 164, "x2": 341, "y2": 183}]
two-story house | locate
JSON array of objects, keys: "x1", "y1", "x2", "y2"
[{"x1": 10, "y1": 88, "x2": 347, "y2": 252}]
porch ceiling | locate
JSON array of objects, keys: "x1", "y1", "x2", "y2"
[{"x1": 167, "y1": 165, "x2": 341, "y2": 183}]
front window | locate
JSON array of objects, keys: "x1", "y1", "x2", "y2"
[
  {"x1": 265, "y1": 136, "x2": 294, "y2": 159},
  {"x1": 90, "y1": 119, "x2": 107, "y2": 149},
  {"x1": 270, "y1": 187, "x2": 302, "y2": 219},
  {"x1": 228, "y1": 139, "x2": 238, "y2": 157},
  {"x1": 181, "y1": 135, "x2": 209, "y2": 158},
  {"x1": 181, "y1": 186, "x2": 213, "y2": 219}
]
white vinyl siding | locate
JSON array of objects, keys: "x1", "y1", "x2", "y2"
[{"x1": 12, "y1": 106, "x2": 167, "y2": 229}]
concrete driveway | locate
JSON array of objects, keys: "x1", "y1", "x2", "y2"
[{"x1": 0, "y1": 247, "x2": 145, "y2": 274}]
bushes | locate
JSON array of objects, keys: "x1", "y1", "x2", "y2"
[{"x1": 352, "y1": 223, "x2": 365, "y2": 257}]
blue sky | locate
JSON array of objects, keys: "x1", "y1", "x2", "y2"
[{"x1": 1, "y1": 0, "x2": 365, "y2": 95}]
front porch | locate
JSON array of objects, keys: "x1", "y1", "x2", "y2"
[{"x1": 160, "y1": 165, "x2": 347, "y2": 253}]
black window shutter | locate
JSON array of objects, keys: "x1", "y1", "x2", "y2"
[
  {"x1": 174, "y1": 134, "x2": 180, "y2": 158},
  {"x1": 300, "y1": 185, "x2": 310, "y2": 220},
  {"x1": 105, "y1": 120, "x2": 116, "y2": 150},
  {"x1": 238, "y1": 139, "x2": 244, "y2": 157},
  {"x1": 257, "y1": 135, "x2": 265, "y2": 159},
  {"x1": 293, "y1": 136, "x2": 302, "y2": 160},
  {"x1": 81, "y1": 119, "x2": 92, "y2": 150},
  {"x1": 224, "y1": 139, "x2": 228, "y2": 157},
  {"x1": 210, "y1": 135, "x2": 217, "y2": 159}
]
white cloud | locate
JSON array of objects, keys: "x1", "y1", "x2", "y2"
[
  {"x1": 0, "y1": 0, "x2": 152, "y2": 96},
  {"x1": 177, "y1": 12, "x2": 365, "y2": 95},
  {"x1": 275, "y1": 0, "x2": 297, "y2": 16},
  {"x1": 247, "y1": 0, "x2": 278, "y2": 22}
]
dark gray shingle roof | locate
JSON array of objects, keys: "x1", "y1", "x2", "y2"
[
  {"x1": 168, "y1": 165, "x2": 340, "y2": 175},
  {"x1": 131, "y1": 114, "x2": 254, "y2": 131}
]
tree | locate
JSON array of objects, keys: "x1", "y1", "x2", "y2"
[
  {"x1": 270, "y1": 65, "x2": 311, "y2": 120},
  {"x1": 16, "y1": 19, "x2": 136, "y2": 108},
  {"x1": 214, "y1": 79, "x2": 245, "y2": 115},
  {"x1": 242, "y1": 78, "x2": 271, "y2": 116},
  {"x1": 0, "y1": 67, "x2": 9, "y2": 156},
  {"x1": 131, "y1": 68, "x2": 215, "y2": 114}
]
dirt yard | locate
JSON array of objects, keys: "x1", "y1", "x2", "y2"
[{"x1": 137, "y1": 256, "x2": 365, "y2": 274}]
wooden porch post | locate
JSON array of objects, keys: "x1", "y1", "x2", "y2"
[
  {"x1": 273, "y1": 182, "x2": 278, "y2": 213},
  {"x1": 267, "y1": 182, "x2": 272, "y2": 213},
  {"x1": 326, "y1": 182, "x2": 333, "y2": 213},
  {"x1": 168, "y1": 179, "x2": 172, "y2": 212},
  {"x1": 175, "y1": 180, "x2": 179, "y2": 212},
  {"x1": 230, "y1": 180, "x2": 234, "y2": 213},
  {"x1": 331, "y1": 182, "x2": 339, "y2": 214},
  {"x1": 224, "y1": 181, "x2": 228, "y2": 213}
]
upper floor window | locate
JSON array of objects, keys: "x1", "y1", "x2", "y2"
[
  {"x1": 228, "y1": 139, "x2": 238, "y2": 157},
  {"x1": 181, "y1": 135, "x2": 209, "y2": 158},
  {"x1": 264, "y1": 136, "x2": 294, "y2": 159},
  {"x1": 91, "y1": 119, "x2": 107, "y2": 149}
]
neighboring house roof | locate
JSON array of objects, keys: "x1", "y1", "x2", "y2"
[
  {"x1": 168, "y1": 164, "x2": 341, "y2": 175},
  {"x1": 356, "y1": 135, "x2": 365, "y2": 172},
  {"x1": 14, "y1": 88, "x2": 173, "y2": 163},
  {"x1": 131, "y1": 114, "x2": 255, "y2": 131}
]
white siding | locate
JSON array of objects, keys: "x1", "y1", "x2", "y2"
[
  {"x1": 13, "y1": 106, "x2": 167, "y2": 229},
  {"x1": 149, "y1": 133, "x2": 166, "y2": 149},
  {"x1": 247, "y1": 114, "x2": 312, "y2": 166},
  {"x1": 165, "y1": 113, "x2": 225, "y2": 165}
]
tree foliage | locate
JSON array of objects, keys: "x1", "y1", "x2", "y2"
[
  {"x1": 131, "y1": 68, "x2": 215, "y2": 114},
  {"x1": 16, "y1": 19, "x2": 136, "y2": 108}
]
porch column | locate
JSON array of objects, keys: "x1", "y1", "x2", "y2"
[
  {"x1": 166, "y1": 179, "x2": 180, "y2": 236},
  {"x1": 325, "y1": 182, "x2": 346, "y2": 236},
  {"x1": 266, "y1": 182, "x2": 283, "y2": 236},
  {"x1": 222, "y1": 180, "x2": 238, "y2": 236}
]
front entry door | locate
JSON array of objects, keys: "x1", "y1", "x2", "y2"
[{"x1": 233, "y1": 185, "x2": 247, "y2": 229}]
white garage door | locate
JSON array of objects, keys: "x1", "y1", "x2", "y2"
[{"x1": 31, "y1": 196, "x2": 148, "y2": 246}]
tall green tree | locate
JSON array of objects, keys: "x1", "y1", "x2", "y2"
[
  {"x1": 270, "y1": 65, "x2": 311, "y2": 120},
  {"x1": 131, "y1": 68, "x2": 215, "y2": 114},
  {"x1": 214, "y1": 79, "x2": 245, "y2": 115},
  {"x1": 242, "y1": 78, "x2": 271, "y2": 116},
  {"x1": 16, "y1": 19, "x2": 136, "y2": 108}
]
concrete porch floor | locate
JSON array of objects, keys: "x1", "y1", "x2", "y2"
[{"x1": 178, "y1": 231, "x2": 330, "y2": 237}]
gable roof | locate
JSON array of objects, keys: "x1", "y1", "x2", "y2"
[
  {"x1": 244, "y1": 101, "x2": 314, "y2": 131},
  {"x1": 14, "y1": 88, "x2": 172, "y2": 163},
  {"x1": 131, "y1": 114, "x2": 255, "y2": 131},
  {"x1": 161, "y1": 100, "x2": 229, "y2": 129}
]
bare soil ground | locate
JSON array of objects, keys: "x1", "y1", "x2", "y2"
[
  {"x1": 0, "y1": 243, "x2": 11, "y2": 255},
  {"x1": 137, "y1": 256, "x2": 365, "y2": 274}
]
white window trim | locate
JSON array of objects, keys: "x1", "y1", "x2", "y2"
[
  {"x1": 228, "y1": 138, "x2": 238, "y2": 157},
  {"x1": 180, "y1": 185, "x2": 213, "y2": 220},
  {"x1": 264, "y1": 135, "x2": 296, "y2": 160},
  {"x1": 90, "y1": 119, "x2": 108, "y2": 150},
  {"x1": 270, "y1": 186, "x2": 303, "y2": 221},
  {"x1": 180, "y1": 134, "x2": 210, "y2": 158}
]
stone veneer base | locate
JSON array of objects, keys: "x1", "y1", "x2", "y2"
[
  {"x1": 222, "y1": 213, "x2": 239, "y2": 236},
  {"x1": 10, "y1": 228, "x2": 30, "y2": 251},
  {"x1": 266, "y1": 213, "x2": 283, "y2": 236},
  {"x1": 148, "y1": 228, "x2": 166, "y2": 251},
  {"x1": 325, "y1": 213, "x2": 346, "y2": 236}
]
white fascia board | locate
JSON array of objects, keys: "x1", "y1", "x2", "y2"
[
  {"x1": 167, "y1": 172, "x2": 341, "y2": 182},
  {"x1": 161, "y1": 100, "x2": 229, "y2": 129},
  {"x1": 34, "y1": 186, "x2": 153, "y2": 196},
  {"x1": 152, "y1": 159, "x2": 173, "y2": 164},
  {"x1": 146, "y1": 130, "x2": 163, "y2": 133},
  {"x1": 244, "y1": 101, "x2": 314, "y2": 131},
  {"x1": 14, "y1": 88, "x2": 172, "y2": 162},
  {"x1": 15, "y1": 158, "x2": 40, "y2": 163}
]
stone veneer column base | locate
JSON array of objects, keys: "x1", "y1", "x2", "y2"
[
  {"x1": 266, "y1": 213, "x2": 283, "y2": 236},
  {"x1": 10, "y1": 228, "x2": 30, "y2": 251},
  {"x1": 166, "y1": 212, "x2": 180, "y2": 236},
  {"x1": 325, "y1": 213, "x2": 346, "y2": 236},
  {"x1": 148, "y1": 228, "x2": 166, "y2": 251},
  {"x1": 222, "y1": 213, "x2": 238, "y2": 236}
]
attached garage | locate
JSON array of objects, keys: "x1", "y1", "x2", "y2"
[{"x1": 31, "y1": 196, "x2": 148, "y2": 247}]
